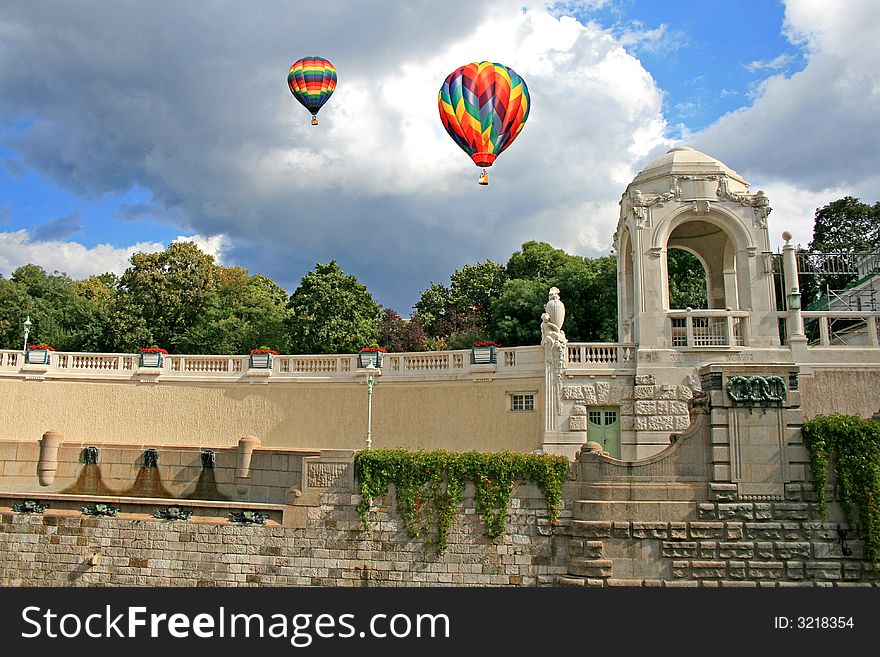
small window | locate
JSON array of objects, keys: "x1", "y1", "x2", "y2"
[
  {"x1": 589, "y1": 411, "x2": 603, "y2": 426},
  {"x1": 511, "y1": 394, "x2": 535, "y2": 412}
]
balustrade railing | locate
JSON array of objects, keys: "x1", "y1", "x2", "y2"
[
  {"x1": 801, "y1": 311, "x2": 880, "y2": 347},
  {"x1": 566, "y1": 343, "x2": 636, "y2": 367},
  {"x1": 667, "y1": 309, "x2": 748, "y2": 348},
  {"x1": 0, "y1": 345, "x2": 541, "y2": 381}
]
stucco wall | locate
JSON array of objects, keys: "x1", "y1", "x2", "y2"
[
  {"x1": 799, "y1": 368, "x2": 880, "y2": 419},
  {"x1": 0, "y1": 377, "x2": 544, "y2": 453}
]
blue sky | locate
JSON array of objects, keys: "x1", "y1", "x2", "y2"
[{"x1": 1, "y1": 0, "x2": 877, "y2": 313}]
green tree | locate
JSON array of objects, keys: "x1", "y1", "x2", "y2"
[
  {"x1": 177, "y1": 268, "x2": 289, "y2": 354},
  {"x1": 506, "y1": 241, "x2": 570, "y2": 281},
  {"x1": 286, "y1": 261, "x2": 381, "y2": 354},
  {"x1": 0, "y1": 265, "x2": 106, "y2": 351},
  {"x1": 802, "y1": 196, "x2": 880, "y2": 308},
  {"x1": 808, "y1": 196, "x2": 880, "y2": 254},
  {"x1": 489, "y1": 278, "x2": 546, "y2": 346},
  {"x1": 116, "y1": 242, "x2": 218, "y2": 351},
  {"x1": 414, "y1": 282, "x2": 451, "y2": 336},
  {"x1": 449, "y1": 260, "x2": 507, "y2": 329},
  {"x1": 667, "y1": 248, "x2": 708, "y2": 309},
  {"x1": 552, "y1": 255, "x2": 618, "y2": 342}
]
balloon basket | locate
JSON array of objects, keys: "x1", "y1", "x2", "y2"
[
  {"x1": 311, "y1": 116, "x2": 318, "y2": 126},
  {"x1": 478, "y1": 170, "x2": 489, "y2": 186}
]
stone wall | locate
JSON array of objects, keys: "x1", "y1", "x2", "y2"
[
  {"x1": 0, "y1": 485, "x2": 569, "y2": 587},
  {"x1": 799, "y1": 368, "x2": 880, "y2": 419},
  {"x1": 0, "y1": 376, "x2": 544, "y2": 453},
  {"x1": 561, "y1": 499, "x2": 878, "y2": 587}
]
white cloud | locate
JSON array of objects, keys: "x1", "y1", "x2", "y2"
[
  {"x1": 0, "y1": 230, "x2": 226, "y2": 278},
  {"x1": 742, "y1": 53, "x2": 794, "y2": 73},
  {"x1": 0, "y1": 1, "x2": 671, "y2": 309},
  {"x1": 693, "y1": 0, "x2": 880, "y2": 192}
]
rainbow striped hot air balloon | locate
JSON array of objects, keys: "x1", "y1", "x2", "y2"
[
  {"x1": 438, "y1": 61, "x2": 530, "y2": 185},
  {"x1": 287, "y1": 56, "x2": 337, "y2": 125}
]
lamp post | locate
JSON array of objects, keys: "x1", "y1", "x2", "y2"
[
  {"x1": 22, "y1": 316, "x2": 32, "y2": 353},
  {"x1": 365, "y1": 361, "x2": 376, "y2": 450}
]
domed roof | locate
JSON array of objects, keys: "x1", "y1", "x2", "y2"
[{"x1": 631, "y1": 146, "x2": 747, "y2": 186}]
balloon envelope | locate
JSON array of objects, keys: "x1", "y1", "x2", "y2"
[
  {"x1": 288, "y1": 56, "x2": 337, "y2": 118},
  {"x1": 438, "y1": 61, "x2": 530, "y2": 168}
]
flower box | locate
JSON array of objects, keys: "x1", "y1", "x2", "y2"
[
  {"x1": 358, "y1": 347, "x2": 386, "y2": 368},
  {"x1": 26, "y1": 345, "x2": 54, "y2": 365},
  {"x1": 471, "y1": 342, "x2": 498, "y2": 364},
  {"x1": 139, "y1": 347, "x2": 167, "y2": 367},
  {"x1": 249, "y1": 348, "x2": 277, "y2": 369}
]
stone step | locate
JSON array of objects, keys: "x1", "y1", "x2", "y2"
[
  {"x1": 569, "y1": 558, "x2": 613, "y2": 578},
  {"x1": 573, "y1": 500, "x2": 697, "y2": 521},
  {"x1": 574, "y1": 482, "x2": 706, "y2": 501}
]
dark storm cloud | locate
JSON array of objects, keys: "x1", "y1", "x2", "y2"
[{"x1": 0, "y1": 1, "x2": 669, "y2": 309}]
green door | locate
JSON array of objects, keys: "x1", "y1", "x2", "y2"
[{"x1": 588, "y1": 407, "x2": 620, "y2": 459}]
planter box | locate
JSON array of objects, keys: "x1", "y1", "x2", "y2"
[
  {"x1": 471, "y1": 346, "x2": 496, "y2": 364},
  {"x1": 358, "y1": 351, "x2": 383, "y2": 368},
  {"x1": 249, "y1": 353, "x2": 273, "y2": 369},
  {"x1": 139, "y1": 352, "x2": 164, "y2": 367},
  {"x1": 26, "y1": 349, "x2": 51, "y2": 365}
]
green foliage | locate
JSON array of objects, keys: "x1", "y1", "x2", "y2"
[
  {"x1": 667, "y1": 248, "x2": 708, "y2": 309},
  {"x1": 414, "y1": 282, "x2": 451, "y2": 336},
  {"x1": 0, "y1": 265, "x2": 107, "y2": 351},
  {"x1": 490, "y1": 278, "x2": 546, "y2": 346},
  {"x1": 354, "y1": 448, "x2": 569, "y2": 555},
  {"x1": 117, "y1": 242, "x2": 218, "y2": 351},
  {"x1": 506, "y1": 241, "x2": 570, "y2": 282},
  {"x1": 286, "y1": 261, "x2": 380, "y2": 354},
  {"x1": 802, "y1": 414, "x2": 880, "y2": 564},
  {"x1": 808, "y1": 196, "x2": 880, "y2": 254},
  {"x1": 449, "y1": 260, "x2": 508, "y2": 328}
]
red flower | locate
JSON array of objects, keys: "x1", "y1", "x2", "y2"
[
  {"x1": 473, "y1": 341, "x2": 500, "y2": 348},
  {"x1": 27, "y1": 344, "x2": 55, "y2": 351},
  {"x1": 139, "y1": 347, "x2": 168, "y2": 354},
  {"x1": 358, "y1": 346, "x2": 387, "y2": 353},
  {"x1": 250, "y1": 348, "x2": 278, "y2": 355}
]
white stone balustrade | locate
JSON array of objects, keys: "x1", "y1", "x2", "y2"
[
  {"x1": 0, "y1": 345, "x2": 543, "y2": 382},
  {"x1": 566, "y1": 343, "x2": 636, "y2": 369},
  {"x1": 801, "y1": 311, "x2": 880, "y2": 347},
  {"x1": 667, "y1": 309, "x2": 749, "y2": 348}
]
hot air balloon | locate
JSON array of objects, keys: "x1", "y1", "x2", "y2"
[
  {"x1": 438, "y1": 61, "x2": 530, "y2": 185},
  {"x1": 287, "y1": 56, "x2": 337, "y2": 125}
]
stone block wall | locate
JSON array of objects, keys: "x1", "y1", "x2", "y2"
[
  {"x1": 561, "y1": 498, "x2": 878, "y2": 587},
  {"x1": 0, "y1": 485, "x2": 571, "y2": 587}
]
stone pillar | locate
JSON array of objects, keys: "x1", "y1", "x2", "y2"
[
  {"x1": 699, "y1": 363, "x2": 807, "y2": 500},
  {"x1": 781, "y1": 231, "x2": 807, "y2": 345},
  {"x1": 235, "y1": 434, "x2": 260, "y2": 495},
  {"x1": 37, "y1": 429, "x2": 64, "y2": 486}
]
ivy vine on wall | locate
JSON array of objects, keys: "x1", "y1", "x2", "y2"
[
  {"x1": 802, "y1": 414, "x2": 880, "y2": 565},
  {"x1": 353, "y1": 449, "x2": 570, "y2": 555}
]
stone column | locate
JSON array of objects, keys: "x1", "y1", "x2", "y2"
[
  {"x1": 37, "y1": 429, "x2": 64, "y2": 486},
  {"x1": 781, "y1": 231, "x2": 807, "y2": 344}
]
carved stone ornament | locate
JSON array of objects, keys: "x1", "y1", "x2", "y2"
[
  {"x1": 82, "y1": 446, "x2": 99, "y2": 465},
  {"x1": 726, "y1": 375, "x2": 786, "y2": 412},
  {"x1": 143, "y1": 448, "x2": 159, "y2": 468},
  {"x1": 12, "y1": 500, "x2": 49, "y2": 514},
  {"x1": 154, "y1": 506, "x2": 192, "y2": 521},
  {"x1": 229, "y1": 510, "x2": 268, "y2": 524},
  {"x1": 541, "y1": 288, "x2": 568, "y2": 417},
  {"x1": 82, "y1": 503, "x2": 119, "y2": 517}
]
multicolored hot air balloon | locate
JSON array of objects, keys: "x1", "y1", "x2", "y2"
[
  {"x1": 287, "y1": 56, "x2": 337, "y2": 125},
  {"x1": 438, "y1": 61, "x2": 530, "y2": 185}
]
